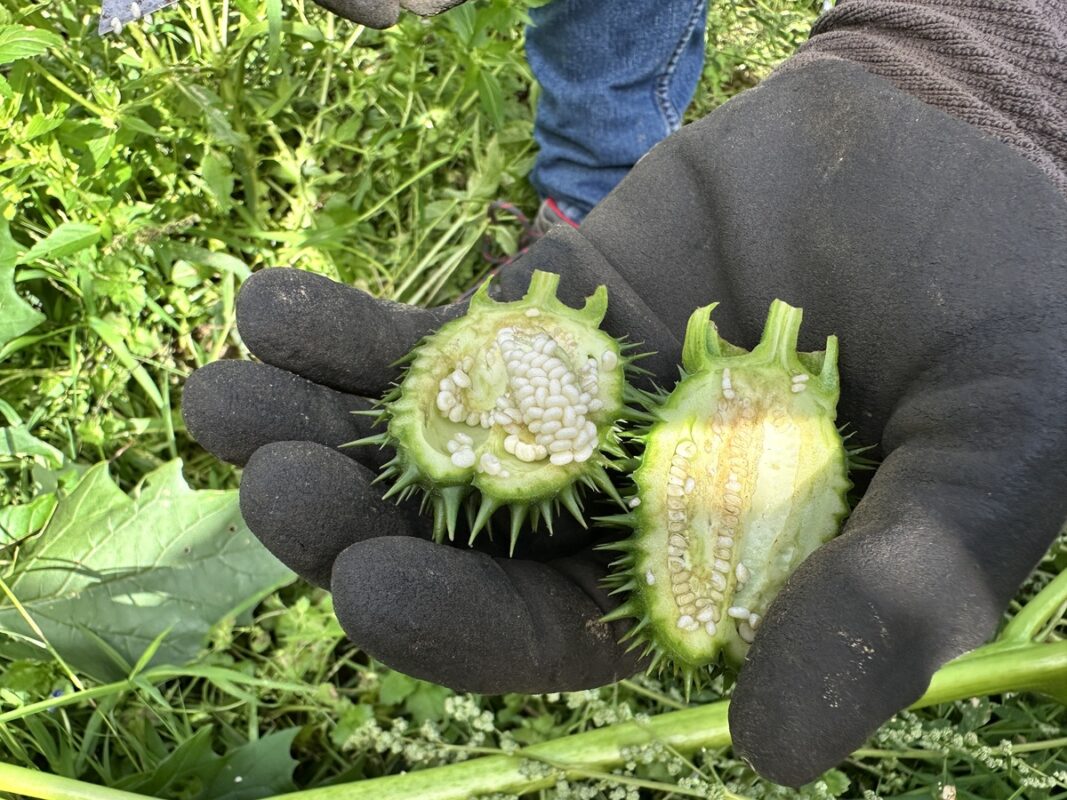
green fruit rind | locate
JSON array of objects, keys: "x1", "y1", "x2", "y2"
[
  {"x1": 605, "y1": 300, "x2": 851, "y2": 676},
  {"x1": 360, "y1": 271, "x2": 631, "y2": 548}
]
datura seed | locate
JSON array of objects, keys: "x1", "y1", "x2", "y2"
[
  {"x1": 357, "y1": 271, "x2": 629, "y2": 550},
  {"x1": 604, "y1": 300, "x2": 851, "y2": 677}
]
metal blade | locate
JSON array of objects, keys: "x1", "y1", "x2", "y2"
[{"x1": 98, "y1": 0, "x2": 183, "y2": 35}]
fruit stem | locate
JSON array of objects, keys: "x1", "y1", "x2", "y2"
[
  {"x1": 681, "y1": 303, "x2": 719, "y2": 374},
  {"x1": 523, "y1": 269, "x2": 562, "y2": 306},
  {"x1": 753, "y1": 299, "x2": 803, "y2": 369},
  {"x1": 996, "y1": 568, "x2": 1067, "y2": 645}
]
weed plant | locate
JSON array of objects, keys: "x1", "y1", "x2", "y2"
[{"x1": 1, "y1": 1, "x2": 1064, "y2": 798}]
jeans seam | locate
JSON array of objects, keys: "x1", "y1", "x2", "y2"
[{"x1": 654, "y1": 0, "x2": 705, "y2": 135}]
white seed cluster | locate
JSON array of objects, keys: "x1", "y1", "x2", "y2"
[
  {"x1": 669, "y1": 391, "x2": 764, "y2": 643},
  {"x1": 667, "y1": 439, "x2": 725, "y2": 636},
  {"x1": 727, "y1": 605, "x2": 762, "y2": 643},
  {"x1": 437, "y1": 357, "x2": 492, "y2": 427},
  {"x1": 435, "y1": 326, "x2": 615, "y2": 472}
]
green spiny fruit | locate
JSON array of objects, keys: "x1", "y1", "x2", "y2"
[
  {"x1": 604, "y1": 300, "x2": 851, "y2": 676},
  {"x1": 360, "y1": 271, "x2": 634, "y2": 550}
]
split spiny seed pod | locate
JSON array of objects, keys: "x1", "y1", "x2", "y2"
[
  {"x1": 603, "y1": 300, "x2": 851, "y2": 681},
  {"x1": 358, "y1": 271, "x2": 640, "y2": 551}
]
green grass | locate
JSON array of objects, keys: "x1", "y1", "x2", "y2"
[
  {"x1": 1, "y1": 1, "x2": 1065, "y2": 798},
  {"x1": 2, "y1": 0, "x2": 546, "y2": 499},
  {"x1": 0, "y1": 0, "x2": 818, "y2": 499}
]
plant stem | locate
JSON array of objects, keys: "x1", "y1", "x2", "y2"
[
  {"x1": 273, "y1": 703, "x2": 730, "y2": 800},
  {"x1": 0, "y1": 764, "x2": 150, "y2": 800},
  {"x1": 269, "y1": 640, "x2": 1067, "y2": 800},
  {"x1": 1, "y1": 641, "x2": 1064, "y2": 800},
  {"x1": 617, "y1": 679, "x2": 688, "y2": 710},
  {"x1": 1, "y1": 640, "x2": 1063, "y2": 800},
  {"x1": 0, "y1": 666, "x2": 314, "y2": 724},
  {"x1": 999, "y1": 569, "x2": 1067, "y2": 644},
  {"x1": 917, "y1": 641, "x2": 1067, "y2": 706}
]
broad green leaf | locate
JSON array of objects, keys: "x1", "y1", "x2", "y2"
[
  {"x1": 197, "y1": 727, "x2": 300, "y2": 800},
  {"x1": 446, "y1": 4, "x2": 476, "y2": 45},
  {"x1": 266, "y1": 0, "x2": 282, "y2": 68},
  {"x1": 116, "y1": 726, "x2": 300, "y2": 800},
  {"x1": 0, "y1": 425, "x2": 65, "y2": 468},
  {"x1": 181, "y1": 84, "x2": 246, "y2": 147},
  {"x1": 378, "y1": 668, "x2": 419, "y2": 705},
  {"x1": 0, "y1": 25, "x2": 61, "y2": 65},
  {"x1": 0, "y1": 222, "x2": 44, "y2": 352},
  {"x1": 0, "y1": 660, "x2": 59, "y2": 696},
  {"x1": 0, "y1": 460, "x2": 295, "y2": 679},
  {"x1": 86, "y1": 131, "x2": 117, "y2": 172},
  {"x1": 330, "y1": 703, "x2": 374, "y2": 749},
  {"x1": 404, "y1": 680, "x2": 452, "y2": 724},
  {"x1": 202, "y1": 150, "x2": 235, "y2": 212},
  {"x1": 114, "y1": 727, "x2": 216, "y2": 796},
  {"x1": 164, "y1": 243, "x2": 251, "y2": 281},
  {"x1": 88, "y1": 316, "x2": 165, "y2": 409},
  {"x1": 476, "y1": 68, "x2": 505, "y2": 129},
  {"x1": 0, "y1": 494, "x2": 57, "y2": 544},
  {"x1": 16, "y1": 222, "x2": 101, "y2": 265},
  {"x1": 22, "y1": 111, "x2": 66, "y2": 141},
  {"x1": 820, "y1": 769, "x2": 851, "y2": 796}
]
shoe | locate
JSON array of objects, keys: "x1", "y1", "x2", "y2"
[{"x1": 532, "y1": 198, "x2": 581, "y2": 234}]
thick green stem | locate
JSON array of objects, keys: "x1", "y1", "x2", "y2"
[
  {"x1": 916, "y1": 641, "x2": 1067, "y2": 706},
  {"x1": 755, "y1": 300, "x2": 803, "y2": 368},
  {"x1": 268, "y1": 640, "x2": 1067, "y2": 800},
  {"x1": 0, "y1": 764, "x2": 151, "y2": 800},
  {"x1": 999, "y1": 568, "x2": 1067, "y2": 644},
  {"x1": 272, "y1": 705, "x2": 731, "y2": 800},
  {"x1": 1, "y1": 604, "x2": 1063, "y2": 800}
]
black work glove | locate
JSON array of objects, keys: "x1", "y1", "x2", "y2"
[
  {"x1": 183, "y1": 58, "x2": 1067, "y2": 784},
  {"x1": 310, "y1": 0, "x2": 465, "y2": 28},
  {"x1": 183, "y1": 267, "x2": 646, "y2": 692}
]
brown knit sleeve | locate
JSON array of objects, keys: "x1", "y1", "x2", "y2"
[{"x1": 772, "y1": 0, "x2": 1067, "y2": 197}]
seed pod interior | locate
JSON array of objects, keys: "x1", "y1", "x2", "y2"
[
  {"x1": 606, "y1": 300, "x2": 851, "y2": 673},
  {"x1": 362, "y1": 271, "x2": 628, "y2": 547}
]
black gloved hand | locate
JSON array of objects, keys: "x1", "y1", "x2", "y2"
[
  {"x1": 183, "y1": 266, "x2": 654, "y2": 693},
  {"x1": 183, "y1": 58, "x2": 1067, "y2": 785},
  {"x1": 310, "y1": 0, "x2": 466, "y2": 29}
]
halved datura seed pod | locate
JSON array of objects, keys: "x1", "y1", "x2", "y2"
[
  {"x1": 357, "y1": 270, "x2": 637, "y2": 550},
  {"x1": 603, "y1": 300, "x2": 851, "y2": 679}
]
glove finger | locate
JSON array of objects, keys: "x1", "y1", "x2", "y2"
[
  {"x1": 729, "y1": 340, "x2": 1067, "y2": 785},
  {"x1": 400, "y1": 0, "x2": 467, "y2": 16},
  {"x1": 238, "y1": 440, "x2": 601, "y2": 582},
  {"x1": 182, "y1": 360, "x2": 387, "y2": 469},
  {"x1": 236, "y1": 268, "x2": 462, "y2": 397},
  {"x1": 311, "y1": 0, "x2": 399, "y2": 27},
  {"x1": 240, "y1": 441, "x2": 422, "y2": 587},
  {"x1": 331, "y1": 536, "x2": 643, "y2": 693}
]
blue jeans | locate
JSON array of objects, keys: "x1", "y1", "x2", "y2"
[{"x1": 525, "y1": 0, "x2": 709, "y2": 223}]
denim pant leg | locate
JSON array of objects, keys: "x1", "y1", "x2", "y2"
[{"x1": 525, "y1": 0, "x2": 708, "y2": 223}]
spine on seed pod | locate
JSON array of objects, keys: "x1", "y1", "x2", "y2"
[
  {"x1": 602, "y1": 300, "x2": 853, "y2": 685},
  {"x1": 354, "y1": 271, "x2": 645, "y2": 552}
]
